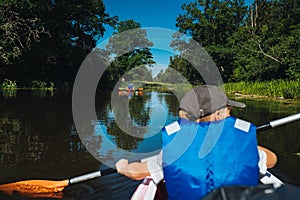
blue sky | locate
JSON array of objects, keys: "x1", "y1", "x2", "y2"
[
  {"x1": 99, "y1": 0, "x2": 254, "y2": 76},
  {"x1": 102, "y1": 0, "x2": 194, "y2": 36}
]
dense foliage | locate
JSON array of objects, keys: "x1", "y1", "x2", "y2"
[
  {"x1": 0, "y1": 0, "x2": 117, "y2": 86},
  {"x1": 160, "y1": 0, "x2": 299, "y2": 83},
  {"x1": 100, "y1": 20, "x2": 154, "y2": 88},
  {"x1": 225, "y1": 80, "x2": 300, "y2": 100},
  {"x1": 0, "y1": 0, "x2": 299, "y2": 88}
]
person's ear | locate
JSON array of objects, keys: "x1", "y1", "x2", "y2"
[
  {"x1": 215, "y1": 111, "x2": 221, "y2": 120},
  {"x1": 179, "y1": 110, "x2": 188, "y2": 119},
  {"x1": 215, "y1": 109, "x2": 227, "y2": 120},
  {"x1": 225, "y1": 107, "x2": 231, "y2": 117}
]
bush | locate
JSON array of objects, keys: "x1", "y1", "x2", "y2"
[
  {"x1": 32, "y1": 80, "x2": 55, "y2": 90},
  {"x1": 1, "y1": 79, "x2": 17, "y2": 90},
  {"x1": 225, "y1": 80, "x2": 300, "y2": 100}
]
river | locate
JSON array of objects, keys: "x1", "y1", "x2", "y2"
[{"x1": 0, "y1": 89, "x2": 299, "y2": 199}]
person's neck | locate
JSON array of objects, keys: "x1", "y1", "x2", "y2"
[
  {"x1": 179, "y1": 108, "x2": 231, "y2": 122},
  {"x1": 196, "y1": 109, "x2": 231, "y2": 122}
]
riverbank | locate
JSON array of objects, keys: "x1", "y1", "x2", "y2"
[
  {"x1": 2, "y1": 79, "x2": 299, "y2": 102},
  {"x1": 166, "y1": 80, "x2": 300, "y2": 102},
  {"x1": 224, "y1": 80, "x2": 300, "y2": 101}
]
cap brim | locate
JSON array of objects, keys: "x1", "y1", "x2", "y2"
[{"x1": 228, "y1": 100, "x2": 246, "y2": 108}]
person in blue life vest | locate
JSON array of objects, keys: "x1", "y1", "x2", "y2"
[
  {"x1": 115, "y1": 85, "x2": 277, "y2": 200},
  {"x1": 127, "y1": 83, "x2": 134, "y2": 92}
]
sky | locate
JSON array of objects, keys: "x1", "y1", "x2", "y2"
[
  {"x1": 99, "y1": 0, "x2": 254, "y2": 76},
  {"x1": 102, "y1": 0, "x2": 194, "y2": 34}
]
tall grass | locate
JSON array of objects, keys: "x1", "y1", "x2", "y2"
[
  {"x1": 32, "y1": 80, "x2": 55, "y2": 90},
  {"x1": 225, "y1": 80, "x2": 300, "y2": 100},
  {"x1": 1, "y1": 79, "x2": 17, "y2": 90}
]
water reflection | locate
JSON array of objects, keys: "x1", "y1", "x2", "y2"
[
  {"x1": 110, "y1": 91, "x2": 149, "y2": 139},
  {"x1": 0, "y1": 117, "x2": 44, "y2": 166},
  {"x1": 1, "y1": 90, "x2": 17, "y2": 99},
  {"x1": 0, "y1": 91, "x2": 99, "y2": 184},
  {"x1": 32, "y1": 90, "x2": 54, "y2": 98},
  {"x1": 69, "y1": 124, "x2": 93, "y2": 161},
  {"x1": 0, "y1": 90, "x2": 299, "y2": 188},
  {"x1": 232, "y1": 98, "x2": 300, "y2": 183},
  {"x1": 90, "y1": 91, "x2": 177, "y2": 166}
]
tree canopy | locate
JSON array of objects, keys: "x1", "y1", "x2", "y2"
[
  {"x1": 0, "y1": 0, "x2": 298, "y2": 88},
  {"x1": 0, "y1": 0, "x2": 117, "y2": 86},
  {"x1": 98, "y1": 20, "x2": 154, "y2": 89},
  {"x1": 164, "y1": 0, "x2": 299, "y2": 83}
]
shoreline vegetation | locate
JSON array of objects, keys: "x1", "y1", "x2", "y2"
[
  {"x1": 1, "y1": 79, "x2": 299, "y2": 102},
  {"x1": 139, "y1": 80, "x2": 300, "y2": 102},
  {"x1": 224, "y1": 80, "x2": 300, "y2": 102},
  {"x1": 1, "y1": 79, "x2": 55, "y2": 91},
  {"x1": 1, "y1": 1, "x2": 298, "y2": 102}
]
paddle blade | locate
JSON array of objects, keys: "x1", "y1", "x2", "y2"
[{"x1": 0, "y1": 179, "x2": 69, "y2": 198}]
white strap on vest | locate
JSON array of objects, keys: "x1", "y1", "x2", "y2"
[
  {"x1": 165, "y1": 121, "x2": 181, "y2": 135},
  {"x1": 234, "y1": 118, "x2": 251, "y2": 132}
]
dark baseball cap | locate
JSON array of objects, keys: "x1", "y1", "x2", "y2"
[{"x1": 179, "y1": 85, "x2": 245, "y2": 120}]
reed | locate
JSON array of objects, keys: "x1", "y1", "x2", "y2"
[
  {"x1": 32, "y1": 80, "x2": 55, "y2": 90},
  {"x1": 1, "y1": 79, "x2": 17, "y2": 90},
  {"x1": 225, "y1": 80, "x2": 300, "y2": 100}
]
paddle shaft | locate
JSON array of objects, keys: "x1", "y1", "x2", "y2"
[
  {"x1": 0, "y1": 168, "x2": 118, "y2": 198},
  {"x1": 257, "y1": 113, "x2": 300, "y2": 131},
  {"x1": 69, "y1": 168, "x2": 117, "y2": 184}
]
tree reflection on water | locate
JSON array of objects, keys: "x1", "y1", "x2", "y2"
[{"x1": 0, "y1": 90, "x2": 300, "y2": 186}]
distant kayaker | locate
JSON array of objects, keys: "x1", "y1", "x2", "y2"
[
  {"x1": 127, "y1": 83, "x2": 134, "y2": 92},
  {"x1": 116, "y1": 85, "x2": 277, "y2": 200}
]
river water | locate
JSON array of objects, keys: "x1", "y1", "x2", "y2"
[{"x1": 0, "y1": 90, "x2": 300, "y2": 199}]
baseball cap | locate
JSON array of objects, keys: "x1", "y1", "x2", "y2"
[{"x1": 179, "y1": 85, "x2": 245, "y2": 120}]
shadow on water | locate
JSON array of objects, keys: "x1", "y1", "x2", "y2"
[{"x1": 0, "y1": 90, "x2": 299, "y2": 199}]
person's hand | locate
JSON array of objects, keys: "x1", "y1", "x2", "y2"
[{"x1": 115, "y1": 159, "x2": 128, "y2": 175}]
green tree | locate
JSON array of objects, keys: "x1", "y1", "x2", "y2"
[
  {"x1": 125, "y1": 65, "x2": 153, "y2": 82},
  {"x1": 174, "y1": 0, "x2": 299, "y2": 82},
  {"x1": 0, "y1": 1, "x2": 48, "y2": 77},
  {"x1": 168, "y1": 55, "x2": 202, "y2": 84},
  {"x1": 229, "y1": 0, "x2": 300, "y2": 81},
  {"x1": 1, "y1": 0, "x2": 116, "y2": 85},
  {"x1": 100, "y1": 20, "x2": 155, "y2": 88},
  {"x1": 175, "y1": 0, "x2": 248, "y2": 81}
]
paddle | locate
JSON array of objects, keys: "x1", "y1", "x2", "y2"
[
  {"x1": 256, "y1": 112, "x2": 300, "y2": 177},
  {"x1": 256, "y1": 113, "x2": 300, "y2": 131},
  {"x1": 0, "y1": 168, "x2": 116, "y2": 198}
]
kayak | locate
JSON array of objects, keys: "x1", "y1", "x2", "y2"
[
  {"x1": 131, "y1": 177, "x2": 157, "y2": 200},
  {"x1": 118, "y1": 90, "x2": 143, "y2": 97},
  {"x1": 1, "y1": 170, "x2": 299, "y2": 200},
  {"x1": 118, "y1": 87, "x2": 143, "y2": 91},
  {"x1": 130, "y1": 171, "x2": 300, "y2": 200}
]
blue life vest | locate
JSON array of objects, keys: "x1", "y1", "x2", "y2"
[{"x1": 162, "y1": 116, "x2": 259, "y2": 200}]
